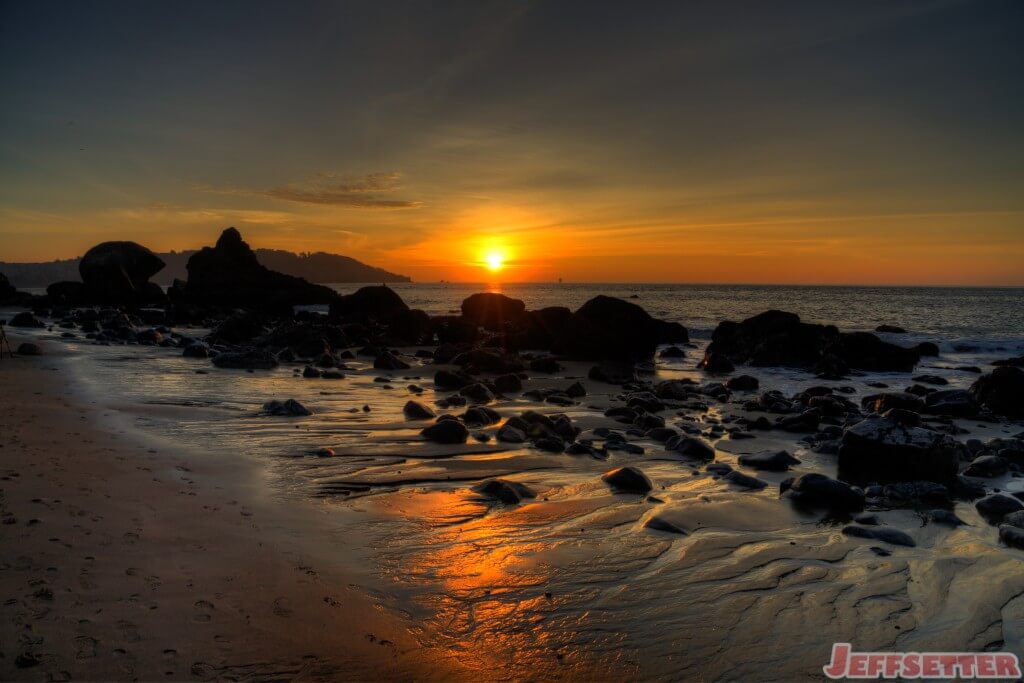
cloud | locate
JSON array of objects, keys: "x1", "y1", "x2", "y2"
[{"x1": 197, "y1": 172, "x2": 422, "y2": 209}]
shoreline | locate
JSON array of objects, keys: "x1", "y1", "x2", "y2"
[{"x1": 0, "y1": 333, "x2": 462, "y2": 682}]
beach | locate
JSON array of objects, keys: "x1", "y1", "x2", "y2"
[
  {"x1": 0, "y1": 332, "x2": 463, "y2": 682},
  {"x1": 2, "y1": 278, "x2": 1024, "y2": 681}
]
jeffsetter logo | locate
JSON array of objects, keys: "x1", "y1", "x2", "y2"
[{"x1": 823, "y1": 643, "x2": 1022, "y2": 679}]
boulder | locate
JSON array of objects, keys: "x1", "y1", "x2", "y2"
[
  {"x1": 553, "y1": 296, "x2": 686, "y2": 361},
  {"x1": 472, "y1": 479, "x2": 535, "y2": 505},
  {"x1": 999, "y1": 524, "x2": 1024, "y2": 550},
  {"x1": 838, "y1": 414, "x2": 962, "y2": 483},
  {"x1": 962, "y1": 455, "x2": 1007, "y2": 478},
  {"x1": 601, "y1": 466, "x2": 653, "y2": 494},
  {"x1": 78, "y1": 241, "x2": 166, "y2": 304},
  {"x1": 975, "y1": 494, "x2": 1024, "y2": 524},
  {"x1": 330, "y1": 285, "x2": 409, "y2": 320},
  {"x1": 861, "y1": 392, "x2": 924, "y2": 414},
  {"x1": 46, "y1": 281, "x2": 85, "y2": 306},
  {"x1": 374, "y1": 351, "x2": 411, "y2": 371},
  {"x1": 460, "y1": 293, "x2": 526, "y2": 330},
  {"x1": 505, "y1": 306, "x2": 572, "y2": 350},
  {"x1": 724, "y1": 471, "x2": 767, "y2": 490},
  {"x1": 738, "y1": 449, "x2": 800, "y2": 471},
  {"x1": 403, "y1": 400, "x2": 436, "y2": 420},
  {"x1": 262, "y1": 399, "x2": 312, "y2": 416},
  {"x1": 666, "y1": 435, "x2": 715, "y2": 461},
  {"x1": 421, "y1": 419, "x2": 469, "y2": 444},
  {"x1": 699, "y1": 351, "x2": 735, "y2": 373},
  {"x1": 706, "y1": 310, "x2": 919, "y2": 372},
  {"x1": 16, "y1": 342, "x2": 42, "y2": 356},
  {"x1": 9, "y1": 312, "x2": 44, "y2": 328},
  {"x1": 494, "y1": 373, "x2": 523, "y2": 394},
  {"x1": 923, "y1": 389, "x2": 977, "y2": 417},
  {"x1": 781, "y1": 473, "x2": 864, "y2": 512},
  {"x1": 496, "y1": 424, "x2": 527, "y2": 443},
  {"x1": 726, "y1": 375, "x2": 759, "y2": 391},
  {"x1": 211, "y1": 349, "x2": 279, "y2": 370},
  {"x1": 185, "y1": 228, "x2": 336, "y2": 311},
  {"x1": 970, "y1": 367, "x2": 1024, "y2": 418}
]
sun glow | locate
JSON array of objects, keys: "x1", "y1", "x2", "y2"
[{"x1": 484, "y1": 250, "x2": 505, "y2": 272}]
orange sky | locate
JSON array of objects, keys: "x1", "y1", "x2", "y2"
[{"x1": 2, "y1": 2, "x2": 1023, "y2": 285}]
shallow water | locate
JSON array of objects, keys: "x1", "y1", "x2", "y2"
[{"x1": 5, "y1": 284, "x2": 1024, "y2": 680}]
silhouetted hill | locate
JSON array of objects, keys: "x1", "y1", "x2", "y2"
[{"x1": 0, "y1": 249, "x2": 410, "y2": 288}]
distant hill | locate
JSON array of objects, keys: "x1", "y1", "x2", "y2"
[{"x1": 0, "y1": 249, "x2": 411, "y2": 288}]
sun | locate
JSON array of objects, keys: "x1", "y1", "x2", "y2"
[{"x1": 484, "y1": 250, "x2": 505, "y2": 272}]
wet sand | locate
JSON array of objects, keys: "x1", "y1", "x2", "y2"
[{"x1": 0, "y1": 335, "x2": 461, "y2": 682}]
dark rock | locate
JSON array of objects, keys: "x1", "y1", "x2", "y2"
[
  {"x1": 915, "y1": 342, "x2": 940, "y2": 357},
  {"x1": 463, "y1": 406, "x2": 501, "y2": 427},
  {"x1": 459, "y1": 383, "x2": 495, "y2": 404},
  {"x1": 963, "y1": 455, "x2": 1007, "y2": 478},
  {"x1": 553, "y1": 295, "x2": 686, "y2": 361},
  {"x1": 726, "y1": 375, "x2": 759, "y2": 391},
  {"x1": 776, "y1": 410, "x2": 821, "y2": 433},
  {"x1": 262, "y1": 399, "x2": 312, "y2": 416},
  {"x1": 434, "y1": 369, "x2": 474, "y2": 390},
  {"x1": 601, "y1": 466, "x2": 653, "y2": 494},
  {"x1": 302, "y1": 365, "x2": 322, "y2": 378},
  {"x1": 665, "y1": 435, "x2": 715, "y2": 461},
  {"x1": 781, "y1": 473, "x2": 864, "y2": 512},
  {"x1": 975, "y1": 494, "x2": 1024, "y2": 524},
  {"x1": 699, "y1": 351, "x2": 735, "y2": 373},
  {"x1": 46, "y1": 280, "x2": 85, "y2": 306},
  {"x1": 861, "y1": 392, "x2": 924, "y2": 414},
  {"x1": 496, "y1": 424, "x2": 527, "y2": 443},
  {"x1": 588, "y1": 362, "x2": 636, "y2": 385},
  {"x1": 494, "y1": 373, "x2": 523, "y2": 394},
  {"x1": 211, "y1": 349, "x2": 279, "y2": 370},
  {"x1": 533, "y1": 436, "x2": 565, "y2": 452},
  {"x1": 969, "y1": 367, "x2": 1024, "y2": 418},
  {"x1": 832, "y1": 332, "x2": 919, "y2": 372},
  {"x1": 643, "y1": 516, "x2": 687, "y2": 534},
  {"x1": 329, "y1": 284, "x2": 408, "y2": 320},
  {"x1": 16, "y1": 342, "x2": 42, "y2": 356},
  {"x1": 839, "y1": 414, "x2": 962, "y2": 483},
  {"x1": 374, "y1": 351, "x2": 411, "y2": 371},
  {"x1": 923, "y1": 389, "x2": 977, "y2": 417},
  {"x1": 472, "y1": 479, "x2": 535, "y2": 505},
  {"x1": 385, "y1": 308, "x2": 432, "y2": 345},
  {"x1": 999, "y1": 524, "x2": 1024, "y2": 550},
  {"x1": 79, "y1": 241, "x2": 166, "y2": 304},
  {"x1": 724, "y1": 471, "x2": 767, "y2": 489},
  {"x1": 876, "y1": 325, "x2": 907, "y2": 334},
  {"x1": 186, "y1": 228, "x2": 335, "y2": 311},
  {"x1": 738, "y1": 449, "x2": 800, "y2": 471},
  {"x1": 993, "y1": 356, "x2": 1024, "y2": 368},
  {"x1": 451, "y1": 348, "x2": 525, "y2": 374},
  {"x1": 421, "y1": 419, "x2": 469, "y2": 444},
  {"x1": 529, "y1": 357, "x2": 561, "y2": 374},
  {"x1": 659, "y1": 346, "x2": 686, "y2": 358},
  {"x1": 912, "y1": 374, "x2": 948, "y2": 386},
  {"x1": 403, "y1": 400, "x2": 436, "y2": 420},
  {"x1": 565, "y1": 381, "x2": 587, "y2": 398},
  {"x1": 505, "y1": 306, "x2": 572, "y2": 351},
  {"x1": 460, "y1": 293, "x2": 526, "y2": 330},
  {"x1": 927, "y1": 509, "x2": 965, "y2": 527},
  {"x1": 841, "y1": 525, "x2": 915, "y2": 547},
  {"x1": 9, "y1": 311, "x2": 44, "y2": 328}
]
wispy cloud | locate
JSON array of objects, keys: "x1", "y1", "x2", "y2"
[{"x1": 197, "y1": 172, "x2": 422, "y2": 209}]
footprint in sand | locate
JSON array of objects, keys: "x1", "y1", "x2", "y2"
[
  {"x1": 116, "y1": 620, "x2": 141, "y2": 643},
  {"x1": 193, "y1": 599, "x2": 215, "y2": 623},
  {"x1": 74, "y1": 635, "x2": 98, "y2": 660},
  {"x1": 272, "y1": 597, "x2": 293, "y2": 618}
]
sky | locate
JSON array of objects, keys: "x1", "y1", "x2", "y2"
[{"x1": 1, "y1": 0, "x2": 1022, "y2": 284}]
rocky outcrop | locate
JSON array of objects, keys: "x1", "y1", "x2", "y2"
[
  {"x1": 183, "y1": 228, "x2": 336, "y2": 311},
  {"x1": 706, "y1": 310, "x2": 919, "y2": 373},
  {"x1": 838, "y1": 413, "x2": 963, "y2": 483},
  {"x1": 553, "y1": 296, "x2": 688, "y2": 361},
  {"x1": 460, "y1": 293, "x2": 526, "y2": 330},
  {"x1": 63, "y1": 241, "x2": 167, "y2": 305},
  {"x1": 970, "y1": 367, "x2": 1024, "y2": 418},
  {"x1": 329, "y1": 285, "x2": 408, "y2": 320}
]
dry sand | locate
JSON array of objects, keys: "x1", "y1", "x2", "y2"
[{"x1": 0, "y1": 335, "x2": 462, "y2": 682}]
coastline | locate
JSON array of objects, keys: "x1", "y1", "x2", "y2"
[{"x1": 0, "y1": 333, "x2": 460, "y2": 682}]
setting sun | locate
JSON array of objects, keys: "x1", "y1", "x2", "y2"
[{"x1": 484, "y1": 251, "x2": 505, "y2": 272}]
